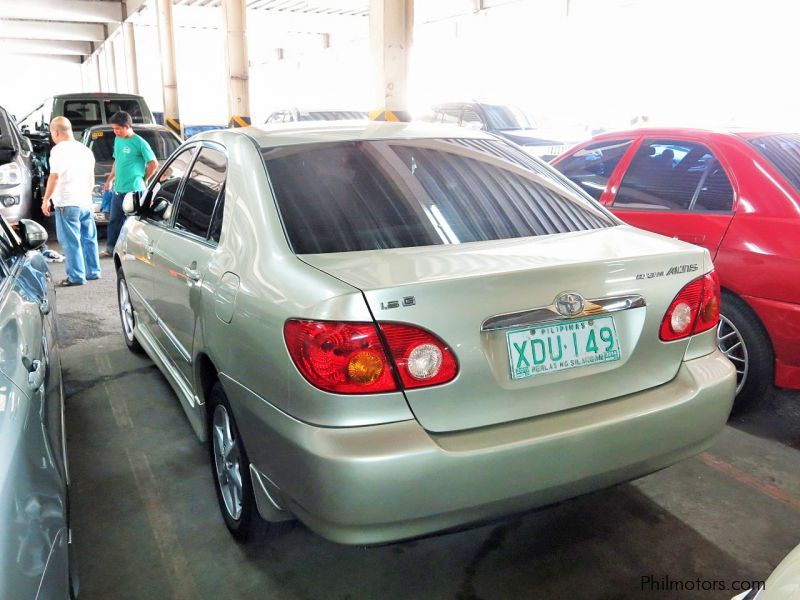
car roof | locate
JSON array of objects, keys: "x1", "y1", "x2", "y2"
[
  {"x1": 587, "y1": 127, "x2": 788, "y2": 142},
  {"x1": 56, "y1": 92, "x2": 146, "y2": 100},
  {"x1": 198, "y1": 121, "x2": 499, "y2": 147}
]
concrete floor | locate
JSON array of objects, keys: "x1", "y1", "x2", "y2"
[{"x1": 47, "y1": 255, "x2": 800, "y2": 600}]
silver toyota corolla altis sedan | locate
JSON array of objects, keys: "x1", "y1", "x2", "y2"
[{"x1": 114, "y1": 122, "x2": 736, "y2": 545}]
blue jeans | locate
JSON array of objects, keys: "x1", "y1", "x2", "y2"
[
  {"x1": 54, "y1": 206, "x2": 101, "y2": 284},
  {"x1": 106, "y1": 191, "x2": 127, "y2": 254}
]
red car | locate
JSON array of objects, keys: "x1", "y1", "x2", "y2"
[{"x1": 552, "y1": 128, "x2": 800, "y2": 404}]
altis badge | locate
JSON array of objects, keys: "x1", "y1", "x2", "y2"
[{"x1": 636, "y1": 263, "x2": 698, "y2": 281}]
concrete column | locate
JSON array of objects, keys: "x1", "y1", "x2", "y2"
[
  {"x1": 93, "y1": 55, "x2": 101, "y2": 92},
  {"x1": 222, "y1": 0, "x2": 251, "y2": 127},
  {"x1": 98, "y1": 47, "x2": 106, "y2": 91},
  {"x1": 155, "y1": 0, "x2": 182, "y2": 136},
  {"x1": 80, "y1": 61, "x2": 87, "y2": 92},
  {"x1": 106, "y1": 39, "x2": 118, "y2": 92},
  {"x1": 369, "y1": 0, "x2": 413, "y2": 121},
  {"x1": 123, "y1": 22, "x2": 140, "y2": 95}
]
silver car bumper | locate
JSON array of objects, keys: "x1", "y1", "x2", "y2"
[{"x1": 229, "y1": 350, "x2": 735, "y2": 545}]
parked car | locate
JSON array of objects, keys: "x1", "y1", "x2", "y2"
[
  {"x1": 0, "y1": 218, "x2": 75, "y2": 597},
  {"x1": 732, "y1": 542, "x2": 795, "y2": 599},
  {"x1": 0, "y1": 105, "x2": 36, "y2": 224},
  {"x1": 265, "y1": 108, "x2": 368, "y2": 124},
  {"x1": 81, "y1": 124, "x2": 181, "y2": 227},
  {"x1": 426, "y1": 101, "x2": 577, "y2": 160},
  {"x1": 113, "y1": 122, "x2": 735, "y2": 545},
  {"x1": 18, "y1": 93, "x2": 155, "y2": 140},
  {"x1": 552, "y1": 128, "x2": 800, "y2": 405}
]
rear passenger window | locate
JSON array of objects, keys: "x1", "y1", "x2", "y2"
[
  {"x1": 209, "y1": 191, "x2": 225, "y2": 243},
  {"x1": 174, "y1": 147, "x2": 227, "y2": 238},
  {"x1": 614, "y1": 140, "x2": 734, "y2": 212},
  {"x1": 556, "y1": 139, "x2": 633, "y2": 200}
]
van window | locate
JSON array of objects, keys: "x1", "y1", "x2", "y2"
[
  {"x1": 64, "y1": 101, "x2": 102, "y2": 129},
  {"x1": 104, "y1": 100, "x2": 145, "y2": 123}
]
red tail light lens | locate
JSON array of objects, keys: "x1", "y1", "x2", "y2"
[
  {"x1": 284, "y1": 320, "x2": 397, "y2": 394},
  {"x1": 659, "y1": 270, "x2": 721, "y2": 341},
  {"x1": 379, "y1": 323, "x2": 459, "y2": 389},
  {"x1": 284, "y1": 320, "x2": 459, "y2": 394}
]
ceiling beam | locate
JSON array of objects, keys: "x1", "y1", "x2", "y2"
[
  {"x1": 0, "y1": 52, "x2": 81, "y2": 63},
  {"x1": 0, "y1": 38, "x2": 93, "y2": 55},
  {"x1": 0, "y1": 20, "x2": 106, "y2": 41},
  {"x1": 0, "y1": 0, "x2": 123, "y2": 24}
]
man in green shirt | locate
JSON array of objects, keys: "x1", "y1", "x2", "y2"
[{"x1": 100, "y1": 111, "x2": 158, "y2": 257}]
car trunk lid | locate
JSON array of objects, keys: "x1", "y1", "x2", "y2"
[{"x1": 300, "y1": 225, "x2": 709, "y2": 433}]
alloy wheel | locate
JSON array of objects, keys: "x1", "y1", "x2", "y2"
[
  {"x1": 212, "y1": 404, "x2": 243, "y2": 521},
  {"x1": 717, "y1": 314, "x2": 748, "y2": 395},
  {"x1": 118, "y1": 278, "x2": 135, "y2": 342}
]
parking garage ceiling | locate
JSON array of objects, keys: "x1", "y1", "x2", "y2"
[{"x1": 0, "y1": 0, "x2": 368, "y2": 63}]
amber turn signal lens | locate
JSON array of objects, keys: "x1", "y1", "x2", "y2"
[{"x1": 347, "y1": 351, "x2": 385, "y2": 385}]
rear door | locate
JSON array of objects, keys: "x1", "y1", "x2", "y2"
[
  {"x1": 608, "y1": 138, "x2": 736, "y2": 258},
  {"x1": 151, "y1": 144, "x2": 227, "y2": 385}
]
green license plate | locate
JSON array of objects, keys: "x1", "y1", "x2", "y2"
[{"x1": 506, "y1": 315, "x2": 621, "y2": 380}]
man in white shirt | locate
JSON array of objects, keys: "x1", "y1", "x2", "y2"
[{"x1": 41, "y1": 116, "x2": 101, "y2": 286}]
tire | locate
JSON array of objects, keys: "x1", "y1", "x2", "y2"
[
  {"x1": 117, "y1": 267, "x2": 144, "y2": 354},
  {"x1": 718, "y1": 292, "x2": 773, "y2": 409},
  {"x1": 207, "y1": 382, "x2": 271, "y2": 543}
]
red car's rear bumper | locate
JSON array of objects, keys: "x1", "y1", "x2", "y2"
[{"x1": 745, "y1": 295, "x2": 800, "y2": 389}]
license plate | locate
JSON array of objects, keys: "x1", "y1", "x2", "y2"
[{"x1": 506, "y1": 316, "x2": 621, "y2": 380}]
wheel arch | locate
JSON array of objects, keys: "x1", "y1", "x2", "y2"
[{"x1": 720, "y1": 286, "x2": 773, "y2": 352}]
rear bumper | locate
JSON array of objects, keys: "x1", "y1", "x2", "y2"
[
  {"x1": 744, "y1": 295, "x2": 800, "y2": 389},
  {"x1": 229, "y1": 350, "x2": 735, "y2": 545}
]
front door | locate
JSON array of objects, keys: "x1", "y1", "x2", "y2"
[
  {"x1": 150, "y1": 144, "x2": 227, "y2": 386},
  {"x1": 608, "y1": 138, "x2": 736, "y2": 258},
  {"x1": 135, "y1": 145, "x2": 198, "y2": 351}
]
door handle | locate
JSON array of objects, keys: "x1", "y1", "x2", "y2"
[
  {"x1": 184, "y1": 268, "x2": 201, "y2": 282},
  {"x1": 145, "y1": 243, "x2": 155, "y2": 259},
  {"x1": 27, "y1": 359, "x2": 44, "y2": 390}
]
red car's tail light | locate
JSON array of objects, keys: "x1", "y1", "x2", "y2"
[
  {"x1": 659, "y1": 270, "x2": 721, "y2": 341},
  {"x1": 379, "y1": 323, "x2": 459, "y2": 389},
  {"x1": 284, "y1": 320, "x2": 397, "y2": 394},
  {"x1": 284, "y1": 320, "x2": 459, "y2": 394}
]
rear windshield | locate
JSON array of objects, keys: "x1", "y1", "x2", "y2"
[
  {"x1": 88, "y1": 129, "x2": 180, "y2": 161},
  {"x1": 64, "y1": 100, "x2": 101, "y2": 130},
  {"x1": 748, "y1": 134, "x2": 800, "y2": 194},
  {"x1": 262, "y1": 138, "x2": 615, "y2": 254}
]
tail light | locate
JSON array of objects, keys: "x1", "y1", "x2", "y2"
[
  {"x1": 379, "y1": 323, "x2": 459, "y2": 389},
  {"x1": 659, "y1": 270, "x2": 720, "y2": 341},
  {"x1": 284, "y1": 319, "x2": 458, "y2": 394}
]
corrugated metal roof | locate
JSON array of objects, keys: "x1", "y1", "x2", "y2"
[{"x1": 175, "y1": 0, "x2": 368, "y2": 16}]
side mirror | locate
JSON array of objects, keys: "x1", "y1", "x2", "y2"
[
  {"x1": 17, "y1": 219, "x2": 48, "y2": 251},
  {"x1": 20, "y1": 137, "x2": 33, "y2": 154},
  {"x1": 122, "y1": 191, "x2": 138, "y2": 215}
]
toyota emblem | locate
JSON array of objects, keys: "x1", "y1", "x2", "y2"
[{"x1": 554, "y1": 292, "x2": 586, "y2": 317}]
